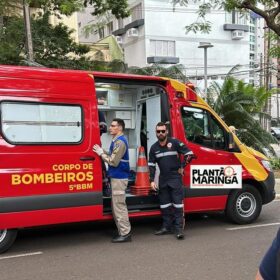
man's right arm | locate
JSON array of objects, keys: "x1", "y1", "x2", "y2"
[{"x1": 101, "y1": 140, "x2": 126, "y2": 167}]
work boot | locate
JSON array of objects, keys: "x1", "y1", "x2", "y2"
[
  {"x1": 175, "y1": 229, "x2": 184, "y2": 240},
  {"x1": 111, "y1": 233, "x2": 131, "y2": 243},
  {"x1": 154, "y1": 227, "x2": 173, "y2": 235}
]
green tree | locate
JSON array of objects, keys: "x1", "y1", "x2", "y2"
[
  {"x1": 0, "y1": 14, "x2": 130, "y2": 71},
  {"x1": 173, "y1": 0, "x2": 280, "y2": 36},
  {"x1": 0, "y1": 16, "x2": 24, "y2": 64},
  {"x1": 83, "y1": 0, "x2": 129, "y2": 18},
  {"x1": 207, "y1": 76, "x2": 276, "y2": 152},
  {"x1": 0, "y1": 14, "x2": 91, "y2": 67},
  {"x1": 0, "y1": 0, "x2": 129, "y2": 17},
  {"x1": 127, "y1": 64, "x2": 189, "y2": 82}
]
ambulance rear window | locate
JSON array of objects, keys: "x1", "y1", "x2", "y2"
[{"x1": 1, "y1": 101, "x2": 82, "y2": 144}]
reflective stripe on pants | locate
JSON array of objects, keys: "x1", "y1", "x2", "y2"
[{"x1": 159, "y1": 184, "x2": 185, "y2": 230}]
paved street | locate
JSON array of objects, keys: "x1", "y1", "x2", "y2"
[{"x1": 1, "y1": 200, "x2": 280, "y2": 280}]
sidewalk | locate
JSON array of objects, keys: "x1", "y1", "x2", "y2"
[{"x1": 275, "y1": 178, "x2": 280, "y2": 199}]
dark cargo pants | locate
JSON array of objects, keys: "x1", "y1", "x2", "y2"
[{"x1": 159, "y1": 183, "x2": 185, "y2": 231}]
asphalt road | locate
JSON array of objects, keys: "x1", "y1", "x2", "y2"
[{"x1": 1, "y1": 200, "x2": 280, "y2": 280}]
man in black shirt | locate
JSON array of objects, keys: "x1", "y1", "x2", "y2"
[{"x1": 148, "y1": 122, "x2": 194, "y2": 240}]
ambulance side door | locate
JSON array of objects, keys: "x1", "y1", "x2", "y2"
[{"x1": 177, "y1": 105, "x2": 241, "y2": 209}]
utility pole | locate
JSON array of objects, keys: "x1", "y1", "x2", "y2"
[
  {"x1": 260, "y1": 53, "x2": 263, "y2": 87},
  {"x1": 198, "y1": 42, "x2": 213, "y2": 102},
  {"x1": 262, "y1": 26, "x2": 272, "y2": 131},
  {"x1": 23, "y1": 0, "x2": 34, "y2": 61},
  {"x1": 277, "y1": 90, "x2": 279, "y2": 125}
]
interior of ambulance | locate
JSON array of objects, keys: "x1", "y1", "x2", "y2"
[{"x1": 95, "y1": 79, "x2": 170, "y2": 213}]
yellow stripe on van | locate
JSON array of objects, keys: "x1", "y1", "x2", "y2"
[
  {"x1": 163, "y1": 78, "x2": 187, "y2": 97},
  {"x1": 234, "y1": 151, "x2": 268, "y2": 182}
]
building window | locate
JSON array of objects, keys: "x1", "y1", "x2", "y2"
[
  {"x1": 107, "y1": 22, "x2": 113, "y2": 34},
  {"x1": 131, "y1": 3, "x2": 143, "y2": 21},
  {"x1": 250, "y1": 35, "x2": 255, "y2": 42},
  {"x1": 1, "y1": 102, "x2": 82, "y2": 144},
  {"x1": 98, "y1": 27, "x2": 105, "y2": 39},
  {"x1": 250, "y1": 17, "x2": 256, "y2": 24},
  {"x1": 225, "y1": 11, "x2": 247, "y2": 25},
  {"x1": 150, "y1": 40, "x2": 175, "y2": 57},
  {"x1": 249, "y1": 26, "x2": 255, "y2": 33},
  {"x1": 250, "y1": 44, "x2": 255, "y2": 51}
]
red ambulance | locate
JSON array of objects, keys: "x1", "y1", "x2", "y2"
[{"x1": 0, "y1": 65, "x2": 275, "y2": 253}]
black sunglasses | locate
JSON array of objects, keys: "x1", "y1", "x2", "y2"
[{"x1": 156, "y1": 130, "x2": 166, "y2": 134}]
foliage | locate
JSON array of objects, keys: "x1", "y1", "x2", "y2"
[
  {"x1": 270, "y1": 157, "x2": 280, "y2": 170},
  {"x1": 127, "y1": 64, "x2": 189, "y2": 83},
  {"x1": 172, "y1": 0, "x2": 280, "y2": 37},
  {"x1": 0, "y1": 14, "x2": 131, "y2": 72},
  {"x1": 267, "y1": 31, "x2": 280, "y2": 58},
  {"x1": 29, "y1": 0, "x2": 84, "y2": 15},
  {"x1": 0, "y1": 14, "x2": 94, "y2": 68},
  {"x1": 0, "y1": 0, "x2": 21, "y2": 16},
  {"x1": 0, "y1": 0, "x2": 129, "y2": 17},
  {"x1": 83, "y1": 0, "x2": 129, "y2": 18},
  {"x1": 0, "y1": 18, "x2": 124, "y2": 71},
  {"x1": 0, "y1": 16, "x2": 25, "y2": 65},
  {"x1": 208, "y1": 76, "x2": 277, "y2": 152}
]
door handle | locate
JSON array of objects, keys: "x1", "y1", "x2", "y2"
[{"x1": 80, "y1": 156, "x2": 95, "y2": 161}]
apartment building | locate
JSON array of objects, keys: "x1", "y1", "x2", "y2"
[
  {"x1": 79, "y1": 1, "x2": 267, "y2": 88},
  {"x1": 50, "y1": 0, "x2": 267, "y2": 91}
]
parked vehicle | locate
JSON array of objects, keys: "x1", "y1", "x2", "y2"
[
  {"x1": 0, "y1": 65, "x2": 275, "y2": 253},
  {"x1": 271, "y1": 127, "x2": 280, "y2": 140}
]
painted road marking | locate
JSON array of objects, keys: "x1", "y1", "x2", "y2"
[
  {"x1": 227, "y1": 222, "x2": 280, "y2": 231},
  {"x1": 0, "y1": 251, "x2": 43, "y2": 260}
]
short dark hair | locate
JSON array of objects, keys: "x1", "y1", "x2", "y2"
[
  {"x1": 113, "y1": 118, "x2": 125, "y2": 131},
  {"x1": 156, "y1": 122, "x2": 167, "y2": 129}
]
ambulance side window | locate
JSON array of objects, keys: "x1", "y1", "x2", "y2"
[
  {"x1": 1, "y1": 101, "x2": 82, "y2": 144},
  {"x1": 181, "y1": 106, "x2": 226, "y2": 150}
]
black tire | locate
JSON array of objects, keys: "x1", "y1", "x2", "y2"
[
  {"x1": 226, "y1": 184, "x2": 262, "y2": 224},
  {"x1": 0, "y1": 229, "x2": 18, "y2": 254}
]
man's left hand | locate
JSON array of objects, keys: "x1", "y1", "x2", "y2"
[
  {"x1": 186, "y1": 154, "x2": 196, "y2": 164},
  {"x1": 178, "y1": 168, "x2": 184, "y2": 176}
]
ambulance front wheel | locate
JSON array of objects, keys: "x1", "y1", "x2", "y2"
[
  {"x1": 226, "y1": 184, "x2": 262, "y2": 224},
  {"x1": 0, "y1": 229, "x2": 18, "y2": 254}
]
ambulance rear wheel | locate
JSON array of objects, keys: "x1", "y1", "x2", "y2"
[
  {"x1": 226, "y1": 184, "x2": 262, "y2": 224},
  {"x1": 0, "y1": 229, "x2": 18, "y2": 254}
]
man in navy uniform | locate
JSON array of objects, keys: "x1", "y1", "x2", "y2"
[{"x1": 148, "y1": 122, "x2": 194, "y2": 240}]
